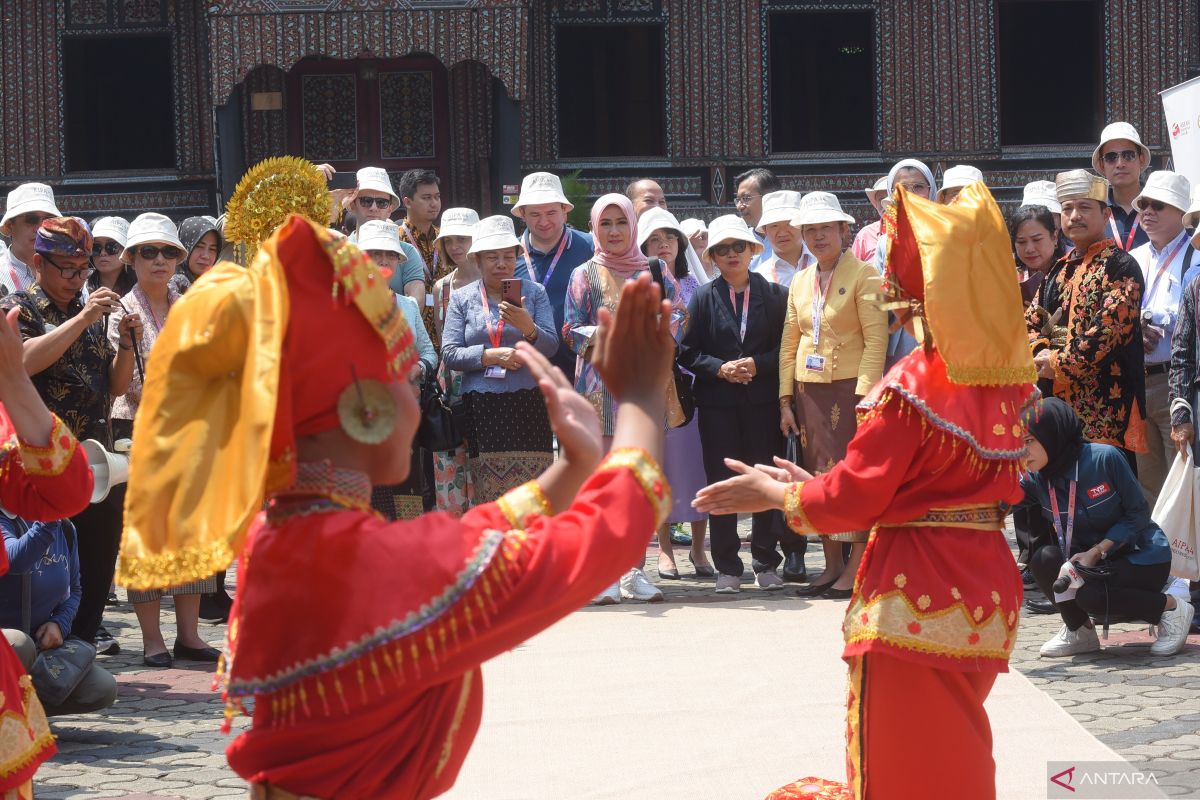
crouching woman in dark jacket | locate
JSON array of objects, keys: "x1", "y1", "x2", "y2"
[{"x1": 1018, "y1": 397, "x2": 1192, "y2": 659}]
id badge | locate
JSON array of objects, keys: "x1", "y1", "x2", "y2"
[
  {"x1": 484, "y1": 365, "x2": 507, "y2": 379},
  {"x1": 804, "y1": 354, "x2": 826, "y2": 373},
  {"x1": 426, "y1": 293, "x2": 436, "y2": 307}
]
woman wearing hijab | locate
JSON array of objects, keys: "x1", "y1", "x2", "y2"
[
  {"x1": 1019, "y1": 397, "x2": 1191, "y2": 658},
  {"x1": 170, "y1": 216, "x2": 224, "y2": 295},
  {"x1": 563, "y1": 194, "x2": 687, "y2": 603}
]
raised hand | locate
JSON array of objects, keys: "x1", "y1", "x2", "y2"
[
  {"x1": 591, "y1": 273, "x2": 673, "y2": 403},
  {"x1": 518, "y1": 341, "x2": 601, "y2": 469},
  {"x1": 692, "y1": 458, "x2": 787, "y2": 516}
]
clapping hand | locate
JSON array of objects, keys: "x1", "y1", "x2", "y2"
[
  {"x1": 692, "y1": 458, "x2": 788, "y2": 515},
  {"x1": 518, "y1": 341, "x2": 601, "y2": 468}
]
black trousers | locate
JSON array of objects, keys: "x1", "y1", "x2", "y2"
[
  {"x1": 71, "y1": 486, "x2": 126, "y2": 644},
  {"x1": 697, "y1": 402, "x2": 805, "y2": 577},
  {"x1": 1013, "y1": 506, "x2": 1053, "y2": 567},
  {"x1": 1030, "y1": 544, "x2": 1170, "y2": 630}
]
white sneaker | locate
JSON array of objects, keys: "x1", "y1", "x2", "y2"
[
  {"x1": 620, "y1": 568, "x2": 664, "y2": 602},
  {"x1": 756, "y1": 570, "x2": 785, "y2": 590},
  {"x1": 1150, "y1": 599, "x2": 1195, "y2": 656},
  {"x1": 593, "y1": 582, "x2": 621, "y2": 606},
  {"x1": 1039, "y1": 623, "x2": 1101, "y2": 657},
  {"x1": 715, "y1": 574, "x2": 741, "y2": 594}
]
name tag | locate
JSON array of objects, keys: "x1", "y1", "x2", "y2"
[
  {"x1": 484, "y1": 365, "x2": 507, "y2": 379},
  {"x1": 804, "y1": 354, "x2": 826, "y2": 373},
  {"x1": 426, "y1": 293, "x2": 435, "y2": 307}
]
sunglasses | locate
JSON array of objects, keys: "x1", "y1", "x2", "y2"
[
  {"x1": 43, "y1": 255, "x2": 95, "y2": 280},
  {"x1": 357, "y1": 196, "x2": 393, "y2": 209},
  {"x1": 1141, "y1": 200, "x2": 1167, "y2": 212},
  {"x1": 20, "y1": 213, "x2": 50, "y2": 226},
  {"x1": 136, "y1": 245, "x2": 182, "y2": 261},
  {"x1": 711, "y1": 241, "x2": 750, "y2": 257},
  {"x1": 92, "y1": 241, "x2": 122, "y2": 256},
  {"x1": 1102, "y1": 149, "x2": 1138, "y2": 164}
]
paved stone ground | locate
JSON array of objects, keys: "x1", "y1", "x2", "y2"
[{"x1": 32, "y1": 523, "x2": 1200, "y2": 799}]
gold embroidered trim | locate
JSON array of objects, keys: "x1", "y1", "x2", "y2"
[
  {"x1": 784, "y1": 481, "x2": 816, "y2": 535},
  {"x1": 844, "y1": 588, "x2": 1017, "y2": 662},
  {"x1": 0, "y1": 675, "x2": 55, "y2": 778},
  {"x1": 116, "y1": 537, "x2": 238, "y2": 592},
  {"x1": 15, "y1": 416, "x2": 77, "y2": 478},
  {"x1": 877, "y1": 504, "x2": 1006, "y2": 531},
  {"x1": 435, "y1": 670, "x2": 474, "y2": 778},
  {"x1": 496, "y1": 481, "x2": 553, "y2": 530},
  {"x1": 598, "y1": 448, "x2": 671, "y2": 528}
]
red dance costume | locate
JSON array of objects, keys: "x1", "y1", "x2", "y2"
[{"x1": 0, "y1": 414, "x2": 93, "y2": 799}]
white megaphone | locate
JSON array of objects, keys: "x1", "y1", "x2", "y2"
[{"x1": 82, "y1": 439, "x2": 130, "y2": 503}]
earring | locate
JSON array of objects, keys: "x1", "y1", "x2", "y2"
[{"x1": 337, "y1": 370, "x2": 396, "y2": 444}]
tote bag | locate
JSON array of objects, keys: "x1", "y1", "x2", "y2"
[{"x1": 1151, "y1": 399, "x2": 1200, "y2": 580}]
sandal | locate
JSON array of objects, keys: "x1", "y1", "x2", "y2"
[
  {"x1": 657, "y1": 557, "x2": 680, "y2": 580},
  {"x1": 687, "y1": 553, "x2": 715, "y2": 578}
]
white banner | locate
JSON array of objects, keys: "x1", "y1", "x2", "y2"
[{"x1": 1161, "y1": 75, "x2": 1200, "y2": 188}]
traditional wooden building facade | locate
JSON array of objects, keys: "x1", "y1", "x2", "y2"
[{"x1": 2, "y1": 0, "x2": 1198, "y2": 225}]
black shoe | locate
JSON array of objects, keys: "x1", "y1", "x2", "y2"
[
  {"x1": 94, "y1": 626, "x2": 120, "y2": 656},
  {"x1": 106, "y1": 591, "x2": 120, "y2": 605},
  {"x1": 824, "y1": 587, "x2": 854, "y2": 600},
  {"x1": 781, "y1": 553, "x2": 809, "y2": 583},
  {"x1": 1024, "y1": 597, "x2": 1058, "y2": 615},
  {"x1": 795, "y1": 580, "x2": 836, "y2": 598},
  {"x1": 199, "y1": 594, "x2": 230, "y2": 623},
  {"x1": 1020, "y1": 565, "x2": 1036, "y2": 588},
  {"x1": 143, "y1": 650, "x2": 173, "y2": 668},
  {"x1": 173, "y1": 641, "x2": 222, "y2": 663}
]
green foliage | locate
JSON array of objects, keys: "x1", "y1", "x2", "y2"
[{"x1": 561, "y1": 170, "x2": 591, "y2": 231}]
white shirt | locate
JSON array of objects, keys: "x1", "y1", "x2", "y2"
[
  {"x1": 1130, "y1": 230, "x2": 1200, "y2": 365},
  {"x1": 0, "y1": 249, "x2": 35, "y2": 296},
  {"x1": 753, "y1": 248, "x2": 813, "y2": 289}
]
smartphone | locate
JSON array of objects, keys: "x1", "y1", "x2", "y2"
[
  {"x1": 327, "y1": 171, "x2": 357, "y2": 190},
  {"x1": 501, "y1": 278, "x2": 523, "y2": 306}
]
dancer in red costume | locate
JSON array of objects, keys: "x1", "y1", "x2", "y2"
[
  {"x1": 0, "y1": 224, "x2": 95, "y2": 800},
  {"x1": 696, "y1": 182, "x2": 1038, "y2": 800},
  {"x1": 117, "y1": 207, "x2": 678, "y2": 799}
]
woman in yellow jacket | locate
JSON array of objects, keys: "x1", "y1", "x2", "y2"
[{"x1": 779, "y1": 192, "x2": 888, "y2": 598}]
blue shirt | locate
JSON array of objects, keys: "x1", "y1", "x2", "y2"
[
  {"x1": 440, "y1": 278, "x2": 559, "y2": 395},
  {"x1": 396, "y1": 294, "x2": 437, "y2": 378},
  {"x1": 1018, "y1": 443, "x2": 1170, "y2": 566},
  {"x1": 0, "y1": 517, "x2": 80, "y2": 636},
  {"x1": 514, "y1": 227, "x2": 593, "y2": 374},
  {"x1": 748, "y1": 229, "x2": 774, "y2": 271},
  {"x1": 1107, "y1": 190, "x2": 1149, "y2": 251}
]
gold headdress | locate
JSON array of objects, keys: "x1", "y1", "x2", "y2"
[{"x1": 223, "y1": 156, "x2": 330, "y2": 262}]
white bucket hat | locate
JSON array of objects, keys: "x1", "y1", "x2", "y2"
[
  {"x1": 703, "y1": 214, "x2": 763, "y2": 259},
  {"x1": 511, "y1": 172, "x2": 573, "y2": 218},
  {"x1": 937, "y1": 165, "x2": 984, "y2": 201},
  {"x1": 355, "y1": 167, "x2": 400, "y2": 207},
  {"x1": 1184, "y1": 185, "x2": 1200, "y2": 231},
  {"x1": 121, "y1": 213, "x2": 184, "y2": 263},
  {"x1": 468, "y1": 215, "x2": 521, "y2": 255},
  {"x1": 1091, "y1": 122, "x2": 1151, "y2": 174},
  {"x1": 679, "y1": 218, "x2": 707, "y2": 238},
  {"x1": 864, "y1": 176, "x2": 888, "y2": 204},
  {"x1": 1134, "y1": 171, "x2": 1192, "y2": 215},
  {"x1": 357, "y1": 220, "x2": 404, "y2": 255},
  {"x1": 1, "y1": 182, "x2": 61, "y2": 235},
  {"x1": 791, "y1": 192, "x2": 855, "y2": 228},
  {"x1": 756, "y1": 190, "x2": 804, "y2": 232},
  {"x1": 435, "y1": 208, "x2": 480, "y2": 242},
  {"x1": 91, "y1": 217, "x2": 130, "y2": 248},
  {"x1": 1020, "y1": 181, "x2": 1062, "y2": 214},
  {"x1": 636, "y1": 207, "x2": 686, "y2": 248}
]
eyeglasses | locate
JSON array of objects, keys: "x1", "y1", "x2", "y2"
[
  {"x1": 20, "y1": 213, "x2": 49, "y2": 227},
  {"x1": 357, "y1": 196, "x2": 393, "y2": 209},
  {"x1": 92, "y1": 241, "x2": 122, "y2": 256},
  {"x1": 734, "y1": 194, "x2": 759, "y2": 206},
  {"x1": 136, "y1": 245, "x2": 182, "y2": 261},
  {"x1": 711, "y1": 241, "x2": 749, "y2": 257},
  {"x1": 1102, "y1": 149, "x2": 1138, "y2": 164},
  {"x1": 42, "y1": 255, "x2": 95, "y2": 280}
]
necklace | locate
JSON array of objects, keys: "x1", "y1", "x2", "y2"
[{"x1": 269, "y1": 460, "x2": 374, "y2": 515}]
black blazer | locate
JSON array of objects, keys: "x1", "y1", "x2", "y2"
[{"x1": 679, "y1": 272, "x2": 787, "y2": 407}]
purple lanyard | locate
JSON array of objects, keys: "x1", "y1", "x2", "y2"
[
  {"x1": 728, "y1": 283, "x2": 749, "y2": 342},
  {"x1": 521, "y1": 231, "x2": 569, "y2": 286},
  {"x1": 1047, "y1": 465, "x2": 1079, "y2": 554}
]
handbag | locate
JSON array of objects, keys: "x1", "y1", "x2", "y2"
[
  {"x1": 646, "y1": 257, "x2": 695, "y2": 427},
  {"x1": 418, "y1": 378, "x2": 464, "y2": 453},
  {"x1": 1152, "y1": 398, "x2": 1200, "y2": 580},
  {"x1": 20, "y1": 520, "x2": 96, "y2": 707}
]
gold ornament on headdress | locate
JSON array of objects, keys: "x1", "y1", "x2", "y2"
[
  {"x1": 337, "y1": 374, "x2": 397, "y2": 444},
  {"x1": 224, "y1": 156, "x2": 330, "y2": 262}
]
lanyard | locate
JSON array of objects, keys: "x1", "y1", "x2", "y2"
[
  {"x1": 1108, "y1": 215, "x2": 1140, "y2": 251},
  {"x1": 521, "y1": 231, "x2": 570, "y2": 286},
  {"x1": 479, "y1": 283, "x2": 505, "y2": 347},
  {"x1": 727, "y1": 282, "x2": 750, "y2": 342},
  {"x1": 401, "y1": 221, "x2": 439, "y2": 279},
  {"x1": 1143, "y1": 235, "x2": 1189, "y2": 308},
  {"x1": 811, "y1": 266, "x2": 834, "y2": 348},
  {"x1": 133, "y1": 286, "x2": 172, "y2": 333},
  {"x1": 1047, "y1": 465, "x2": 1079, "y2": 555}
]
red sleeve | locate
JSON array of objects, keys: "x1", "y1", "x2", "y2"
[
  {"x1": 785, "y1": 400, "x2": 923, "y2": 535},
  {"x1": 443, "y1": 449, "x2": 669, "y2": 668},
  {"x1": 0, "y1": 413, "x2": 93, "y2": 523}
]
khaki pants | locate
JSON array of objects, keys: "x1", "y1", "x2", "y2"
[
  {"x1": 1136, "y1": 371, "x2": 1175, "y2": 508},
  {"x1": 3, "y1": 629, "x2": 117, "y2": 716}
]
